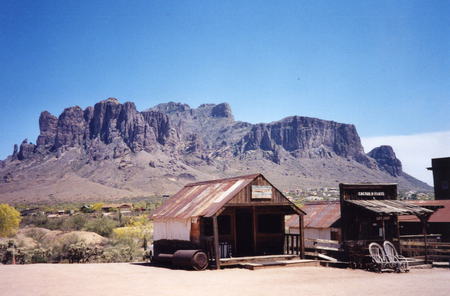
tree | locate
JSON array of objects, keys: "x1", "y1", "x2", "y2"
[
  {"x1": 0, "y1": 204, "x2": 21, "y2": 237},
  {"x1": 91, "y1": 203, "x2": 104, "y2": 212}
]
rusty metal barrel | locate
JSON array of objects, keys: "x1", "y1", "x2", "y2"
[{"x1": 172, "y1": 249, "x2": 208, "y2": 270}]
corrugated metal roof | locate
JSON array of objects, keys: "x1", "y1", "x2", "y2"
[
  {"x1": 152, "y1": 174, "x2": 260, "y2": 220},
  {"x1": 286, "y1": 202, "x2": 340, "y2": 229},
  {"x1": 399, "y1": 200, "x2": 450, "y2": 223},
  {"x1": 346, "y1": 200, "x2": 433, "y2": 216}
]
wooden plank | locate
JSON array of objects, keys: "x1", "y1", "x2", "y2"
[
  {"x1": 430, "y1": 255, "x2": 450, "y2": 259},
  {"x1": 312, "y1": 246, "x2": 341, "y2": 252},
  {"x1": 305, "y1": 238, "x2": 341, "y2": 245},
  {"x1": 213, "y1": 215, "x2": 221, "y2": 269},
  {"x1": 317, "y1": 253, "x2": 338, "y2": 262},
  {"x1": 401, "y1": 241, "x2": 450, "y2": 248},
  {"x1": 402, "y1": 248, "x2": 450, "y2": 254}
]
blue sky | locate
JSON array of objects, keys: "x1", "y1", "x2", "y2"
[{"x1": 1, "y1": 1, "x2": 449, "y2": 183}]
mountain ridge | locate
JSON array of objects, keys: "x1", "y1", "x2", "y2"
[{"x1": 0, "y1": 98, "x2": 431, "y2": 203}]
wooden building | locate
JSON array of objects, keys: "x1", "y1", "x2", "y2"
[
  {"x1": 399, "y1": 200, "x2": 450, "y2": 242},
  {"x1": 286, "y1": 201, "x2": 341, "y2": 247},
  {"x1": 339, "y1": 183, "x2": 435, "y2": 265},
  {"x1": 152, "y1": 174, "x2": 306, "y2": 268},
  {"x1": 427, "y1": 157, "x2": 450, "y2": 200}
]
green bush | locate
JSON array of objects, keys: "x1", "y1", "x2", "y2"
[
  {"x1": 84, "y1": 217, "x2": 118, "y2": 237},
  {"x1": 61, "y1": 215, "x2": 87, "y2": 231}
]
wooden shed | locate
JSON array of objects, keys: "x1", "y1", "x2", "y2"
[
  {"x1": 339, "y1": 183, "x2": 436, "y2": 265},
  {"x1": 152, "y1": 173, "x2": 306, "y2": 268}
]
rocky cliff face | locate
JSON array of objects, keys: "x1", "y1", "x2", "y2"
[
  {"x1": 367, "y1": 145, "x2": 403, "y2": 177},
  {"x1": 18, "y1": 98, "x2": 176, "y2": 161},
  {"x1": 0, "y1": 98, "x2": 431, "y2": 203},
  {"x1": 237, "y1": 116, "x2": 375, "y2": 167}
]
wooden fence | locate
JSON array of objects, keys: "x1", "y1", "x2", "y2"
[
  {"x1": 304, "y1": 238, "x2": 342, "y2": 261},
  {"x1": 284, "y1": 233, "x2": 300, "y2": 255},
  {"x1": 400, "y1": 240, "x2": 450, "y2": 262}
]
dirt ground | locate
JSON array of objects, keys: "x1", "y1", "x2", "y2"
[{"x1": 0, "y1": 264, "x2": 449, "y2": 296}]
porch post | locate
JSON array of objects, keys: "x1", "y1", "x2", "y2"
[
  {"x1": 252, "y1": 206, "x2": 257, "y2": 255},
  {"x1": 419, "y1": 214, "x2": 430, "y2": 264},
  {"x1": 213, "y1": 215, "x2": 221, "y2": 269},
  {"x1": 299, "y1": 214, "x2": 305, "y2": 259}
]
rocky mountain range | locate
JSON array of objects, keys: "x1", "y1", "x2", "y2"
[{"x1": 0, "y1": 98, "x2": 431, "y2": 203}]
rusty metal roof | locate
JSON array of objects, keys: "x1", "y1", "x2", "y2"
[
  {"x1": 346, "y1": 199, "x2": 433, "y2": 216},
  {"x1": 152, "y1": 174, "x2": 260, "y2": 220},
  {"x1": 399, "y1": 200, "x2": 450, "y2": 223},
  {"x1": 286, "y1": 202, "x2": 340, "y2": 229}
]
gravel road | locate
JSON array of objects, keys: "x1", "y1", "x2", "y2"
[{"x1": 1, "y1": 263, "x2": 449, "y2": 296}]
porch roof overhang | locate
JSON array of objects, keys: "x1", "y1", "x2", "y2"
[{"x1": 345, "y1": 200, "x2": 434, "y2": 216}]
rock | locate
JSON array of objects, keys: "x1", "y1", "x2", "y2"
[
  {"x1": 141, "y1": 110, "x2": 173, "y2": 145},
  {"x1": 18, "y1": 139, "x2": 36, "y2": 160},
  {"x1": 2, "y1": 172, "x2": 12, "y2": 183},
  {"x1": 368, "y1": 145, "x2": 403, "y2": 177},
  {"x1": 55, "y1": 106, "x2": 86, "y2": 148},
  {"x1": 237, "y1": 116, "x2": 373, "y2": 166},
  {"x1": 211, "y1": 103, "x2": 233, "y2": 119},
  {"x1": 36, "y1": 111, "x2": 58, "y2": 148},
  {"x1": 150, "y1": 102, "x2": 191, "y2": 114},
  {"x1": 12, "y1": 144, "x2": 18, "y2": 160}
]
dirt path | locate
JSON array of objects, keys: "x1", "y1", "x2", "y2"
[{"x1": 0, "y1": 264, "x2": 449, "y2": 296}]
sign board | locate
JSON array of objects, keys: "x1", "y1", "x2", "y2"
[
  {"x1": 252, "y1": 185, "x2": 272, "y2": 200},
  {"x1": 357, "y1": 191, "x2": 385, "y2": 197}
]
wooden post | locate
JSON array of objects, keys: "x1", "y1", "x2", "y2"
[
  {"x1": 299, "y1": 214, "x2": 305, "y2": 259},
  {"x1": 420, "y1": 215, "x2": 430, "y2": 264},
  {"x1": 232, "y1": 208, "x2": 237, "y2": 257},
  {"x1": 395, "y1": 215, "x2": 402, "y2": 254},
  {"x1": 213, "y1": 215, "x2": 221, "y2": 269},
  {"x1": 252, "y1": 206, "x2": 257, "y2": 255}
]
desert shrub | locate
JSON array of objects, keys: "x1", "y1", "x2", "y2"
[
  {"x1": 100, "y1": 245, "x2": 133, "y2": 263},
  {"x1": 126, "y1": 215, "x2": 150, "y2": 227},
  {"x1": 30, "y1": 248, "x2": 52, "y2": 263},
  {"x1": 0, "y1": 204, "x2": 21, "y2": 237},
  {"x1": 23, "y1": 228, "x2": 48, "y2": 243},
  {"x1": 20, "y1": 213, "x2": 48, "y2": 228},
  {"x1": 50, "y1": 233, "x2": 83, "y2": 262},
  {"x1": 43, "y1": 217, "x2": 65, "y2": 230},
  {"x1": 65, "y1": 242, "x2": 103, "y2": 263},
  {"x1": 61, "y1": 215, "x2": 87, "y2": 231},
  {"x1": 84, "y1": 217, "x2": 117, "y2": 237},
  {"x1": 112, "y1": 217, "x2": 152, "y2": 261}
]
